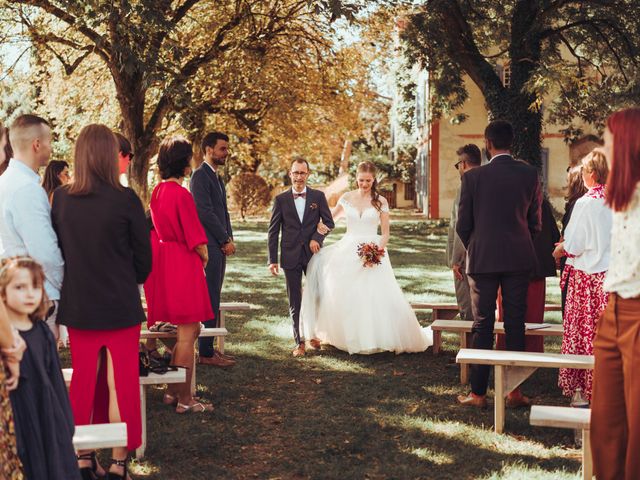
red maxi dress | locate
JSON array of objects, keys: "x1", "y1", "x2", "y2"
[{"x1": 144, "y1": 181, "x2": 213, "y2": 325}]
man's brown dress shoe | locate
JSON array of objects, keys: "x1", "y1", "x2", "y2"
[
  {"x1": 215, "y1": 351, "x2": 236, "y2": 362},
  {"x1": 198, "y1": 355, "x2": 235, "y2": 367},
  {"x1": 292, "y1": 343, "x2": 306, "y2": 357},
  {"x1": 457, "y1": 393, "x2": 488, "y2": 408},
  {"x1": 309, "y1": 338, "x2": 321, "y2": 350},
  {"x1": 506, "y1": 393, "x2": 532, "y2": 408}
]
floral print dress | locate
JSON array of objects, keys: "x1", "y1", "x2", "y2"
[
  {"x1": 0, "y1": 362, "x2": 23, "y2": 480},
  {"x1": 558, "y1": 184, "x2": 611, "y2": 399}
]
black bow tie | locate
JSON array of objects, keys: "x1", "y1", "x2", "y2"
[{"x1": 293, "y1": 192, "x2": 306, "y2": 199}]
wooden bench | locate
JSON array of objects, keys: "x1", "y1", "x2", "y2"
[
  {"x1": 63, "y1": 368, "x2": 185, "y2": 459},
  {"x1": 73, "y1": 423, "x2": 127, "y2": 450},
  {"x1": 456, "y1": 349, "x2": 593, "y2": 433},
  {"x1": 411, "y1": 302, "x2": 561, "y2": 322},
  {"x1": 530, "y1": 406, "x2": 592, "y2": 479},
  {"x1": 432, "y1": 321, "x2": 564, "y2": 384}
]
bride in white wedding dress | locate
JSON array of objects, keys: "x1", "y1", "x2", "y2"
[{"x1": 300, "y1": 161, "x2": 432, "y2": 354}]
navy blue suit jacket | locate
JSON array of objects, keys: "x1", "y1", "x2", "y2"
[{"x1": 190, "y1": 163, "x2": 233, "y2": 247}]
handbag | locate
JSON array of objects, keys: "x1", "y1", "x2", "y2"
[{"x1": 139, "y1": 345, "x2": 151, "y2": 377}]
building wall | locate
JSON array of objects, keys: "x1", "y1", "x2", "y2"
[{"x1": 430, "y1": 77, "x2": 599, "y2": 219}]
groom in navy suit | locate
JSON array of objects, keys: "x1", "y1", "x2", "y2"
[{"x1": 268, "y1": 158, "x2": 334, "y2": 357}]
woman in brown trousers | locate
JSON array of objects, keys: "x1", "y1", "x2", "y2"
[{"x1": 591, "y1": 107, "x2": 640, "y2": 480}]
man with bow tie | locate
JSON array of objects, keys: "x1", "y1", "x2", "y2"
[{"x1": 268, "y1": 157, "x2": 335, "y2": 357}]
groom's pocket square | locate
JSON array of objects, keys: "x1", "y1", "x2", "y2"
[{"x1": 309, "y1": 203, "x2": 318, "y2": 210}]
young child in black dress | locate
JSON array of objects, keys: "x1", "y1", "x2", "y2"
[{"x1": 2, "y1": 257, "x2": 80, "y2": 480}]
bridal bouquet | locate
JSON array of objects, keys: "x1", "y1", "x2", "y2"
[{"x1": 357, "y1": 242, "x2": 385, "y2": 268}]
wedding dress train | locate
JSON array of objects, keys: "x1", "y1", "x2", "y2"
[{"x1": 300, "y1": 196, "x2": 432, "y2": 354}]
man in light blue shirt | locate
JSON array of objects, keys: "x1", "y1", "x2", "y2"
[{"x1": 0, "y1": 114, "x2": 64, "y2": 337}]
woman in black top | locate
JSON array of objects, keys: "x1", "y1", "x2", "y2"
[{"x1": 52, "y1": 124, "x2": 151, "y2": 480}]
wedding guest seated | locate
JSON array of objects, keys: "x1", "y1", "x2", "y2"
[
  {"x1": 144, "y1": 136, "x2": 214, "y2": 413},
  {"x1": 52, "y1": 124, "x2": 151, "y2": 480},
  {"x1": 42, "y1": 160, "x2": 71, "y2": 203},
  {"x1": 554, "y1": 150, "x2": 612, "y2": 401},
  {"x1": 591, "y1": 107, "x2": 640, "y2": 480}
]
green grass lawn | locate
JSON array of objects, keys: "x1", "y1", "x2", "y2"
[{"x1": 127, "y1": 214, "x2": 580, "y2": 480}]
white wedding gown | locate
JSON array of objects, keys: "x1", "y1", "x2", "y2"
[{"x1": 300, "y1": 196, "x2": 432, "y2": 354}]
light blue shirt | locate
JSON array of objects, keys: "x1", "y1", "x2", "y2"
[{"x1": 0, "y1": 159, "x2": 64, "y2": 300}]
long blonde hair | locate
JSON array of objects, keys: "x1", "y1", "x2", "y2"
[
  {"x1": 357, "y1": 161, "x2": 383, "y2": 212},
  {"x1": 68, "y1": 124, "x2": 121, "y2": 195}
]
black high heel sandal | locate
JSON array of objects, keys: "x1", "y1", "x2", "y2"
[
  {"x1": 77, "y1": 451, "x2": 105, "y2": 480},
  {"x1": 106, "y1": 458, "x2": 131, "y2": 480}
]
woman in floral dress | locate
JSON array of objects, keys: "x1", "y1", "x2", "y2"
[{"x1": 554, "y1": 150, "x2": 612, "y2": 400}]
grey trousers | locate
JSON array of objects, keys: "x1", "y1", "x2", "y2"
[{"x1": 454, "y1": 264, "x2": 473, "y2": 321}]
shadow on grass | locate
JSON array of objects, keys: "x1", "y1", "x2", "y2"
[{"x1": 128, "y1": 219, "x2": 579, "y2": 480}]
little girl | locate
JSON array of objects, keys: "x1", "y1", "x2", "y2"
[{"x1": 2, "y1": 257, "x2": 80, "y2": 480}]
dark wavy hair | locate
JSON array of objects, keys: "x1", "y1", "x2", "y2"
[
  {"x1": 42, "y1": 160, "x2": 69, "y2": 198},
  {"x1": 357, "y1": 161, "x2": 383, "y2": 212},
  {"x1": 158, "y1": 136, "x2": 192, "y2": 179}
]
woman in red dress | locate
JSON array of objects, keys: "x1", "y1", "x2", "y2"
[{"x1": 144, "y1": 136, "x2": 213, "y2": 413}]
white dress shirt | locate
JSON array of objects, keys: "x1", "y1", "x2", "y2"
[
  {"x1": 564, "y1": 187, "x2": 613, "y2": 274},
  {"x1": 0, "y1": 159, "x2": 64, "y2": 300},
  {"x1": 292, "y1": 187, "x2": 307, "y2": 223},
  {"x1": 604, "y1": 184, "x2": 640, "y2": 298}
]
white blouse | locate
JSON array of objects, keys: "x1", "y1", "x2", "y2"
[
  {"x1": 604, "y1": 185, "x2": 640, "y2": 298},
  {"x1": 564, "y1": 186, "x2": 613, "y2": 274}
]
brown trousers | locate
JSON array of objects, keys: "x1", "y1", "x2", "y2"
[{"x1": 591, "y1": 293, "x2": 640, "y2": 480}]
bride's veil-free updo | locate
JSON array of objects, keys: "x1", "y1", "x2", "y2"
[{"x1": 356, "y1": 161, "x2": 383, "y2": 212}]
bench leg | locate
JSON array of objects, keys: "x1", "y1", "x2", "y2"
[
  {"x1": 217, "y1": 311, "x2": 225, "y2": 354},
  {"x1": 433, "y1": 330, "x2": 441, "y2": 355},
  {"x1": 494, "y1": 365, "x2": 538, "y2": 434},
  {"x1": 460, "y1": 333, "x2": 469, "y2": 384},
  {"x1": 135, "y1": 385, "x2": 146, "y2": 459},
  {"x1": 191, "y1": 351, "x2": 197, "y2": 397},
  {"x1": 582, "y1": 429, "x2": 593, "y2": 479},
  {"x1": 494, "y1": 365, "x2": 505, "y2": 434}
]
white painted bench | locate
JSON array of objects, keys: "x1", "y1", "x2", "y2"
[
  {"x1": 216, "y1": 302, "x2": 251, "y2": 353},
  {"x1": 456, "y1": 349, "x2": 593, "y2": 433},
  {"x1": 141, "y1": 301, "x2": 251, "y2": 354},
  {"x1": 73, "y1": 423, "x2": 127, "y2": 450},
  {"x1": 530, "y1": 406, "x2": 592, "y2": 479},
  {"x1": 140, "y1": 327, "x2": 227, "y2": 396},
  {"x1": 433, "y1": 321, "x2": 564, "y2": 384},
  {"x1": 63, "y1": 368, "x2": 185, "y2": 459}
]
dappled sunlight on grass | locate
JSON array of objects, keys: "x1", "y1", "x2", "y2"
[
  {"x1": 480, "y1": 462, "x2": 581, "y2": 480},
  {"x1": 305, "y1": 355, "x2": 376, "y2": 374},
  {"x1": 129, "y1": 460, "x2": 160, "y2": 477},
  {"x1": 384, "y1": 414, "x2": 570, "y2": 459},
  {"x1": 406, "y1": 447, "x2": 455, "y2": 465}
]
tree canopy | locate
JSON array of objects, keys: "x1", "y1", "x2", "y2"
[
  {"x1": 0, "y1": 0, "x2": 386, "y2": 197},
  {"x1": 400, "y1": 0, "x2": 640, "y2": 167}
]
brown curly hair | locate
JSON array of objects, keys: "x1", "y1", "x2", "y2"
[
  {"x1": 356, "y1": 161, "x2": 384, "y2": 212},
  {"x1": 0, "y1": 257, "x2": 49, "y2": 322}
]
